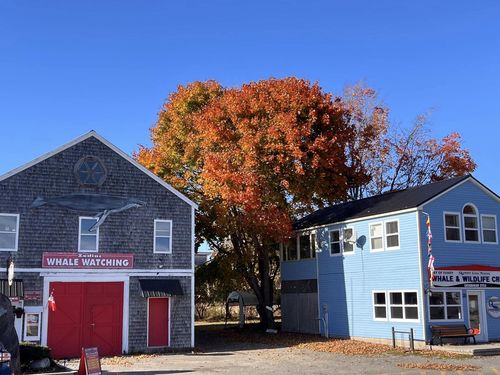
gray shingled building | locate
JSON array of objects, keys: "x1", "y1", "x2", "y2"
[{"x1": 0, "y1": 131, "x2": 196, "y2": 358}]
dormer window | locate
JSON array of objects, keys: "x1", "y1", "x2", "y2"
[{"x1": 463, "y1": 204, "x2": 479, "y2": 242}]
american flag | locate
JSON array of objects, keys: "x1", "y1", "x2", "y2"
[{"x1": 426, "y1": 215, "x2": 435, "y2": 286}]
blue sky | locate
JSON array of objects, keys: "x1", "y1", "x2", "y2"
[{"x1": 1, "y1": 1, "x2": 499, "y2": 192}]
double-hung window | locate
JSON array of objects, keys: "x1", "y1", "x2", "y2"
[
  {"x1": 389, "y1": 291, "x2": 418, "y2": 321},
  {"x1": 23, "y1": 307, "x2": 43, "y2": 341},
  {"x1": 78, "y1": 217, "x2": 98, "y2": 252},
  {"x1": 154, "y1": 220, "x2": 172, "y2": 254},
  {"x1": 330, "y1": 230, "x2": 341, "y2": 255},
  {"x1": 343, "y1": 228, "x2": 355, "y2": 254},
  {"x1": 429, "y1": 291, "x2": 463, "y2": 321},
  {"x1": 0, "y1": 213, "x2": 19, "y2": 251},
  {"x1": 369, "y1": 223, "x2": 383, "y2": 251},
  {"x1": 385, "y1": 221, "x2": 399, "y2": 249},
  {"x1": 373, "y1": 292, "x2": 387, "y2": 320},
  {"x1": 299, "y1": 233, "x2": 316, "y2": 259},
  {"x1": 444, "y1": 212, "x2": 461, "y2": 242},
  {"x1": 481, "y1": 215, "x2": 498, "y2": 244}
]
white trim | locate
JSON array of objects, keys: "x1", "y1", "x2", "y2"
[
  {"x1": 191, "y1": 206, "x2": 195, "y2": 347},
  {"x1": 372, "y1": 291, "x2": 388, "y2": 321},
  {"x1": 41, "y1": 274, "x2": 130, "y2": 353},
  {"x1": 0, "y1": 213, "x2": 20, "y2": 251},
  {"x1": 415, "y1": 211, "x2": 427, "y2": 343},
  {"x1": 23, "y1": 308, "x2": 43, "y2": 341},
  {"x1": 384, "y1": 219, "x2": 400, "y2": 251},
  {"x1": 0, "y1": 267, "x2": 194, "y2": 275},
  {"x1": 0, "y1": 131, "x2": 198, "y2": 209},
  {"x1": 387, "y1": 290, "x2": 420, "y2": 323},
  {"x1": 78, "y1": 216, "x2": 99, "y2": 252},
  {"x1": 295, "y1": 208, "x2": 418, "y2": 234},
  {"x1": 443, "y1": 211, "x2": 462, "y2": 243},
  {"x1": 146, "y1": 297, "x2": 171, "y2": 348},
  {"x1": 153, "y1": 219, "x2": 173, "y2": 254},
  {"x1": 369, "y1": 222, "x2": 384, "y2": 252},
  {"x1": 462, "y1": 203, "x2": 480, "y2": 244},
  {"x1": 427, "y1": 289, "x2": 464, "y2": 323},
  {"x1": 480, "y1": 214, "x2": 498, "y2": 245}
]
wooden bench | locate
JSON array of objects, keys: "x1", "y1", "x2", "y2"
[{"x1": 430, "y1": 324, "x2": 477, "y2": 345}]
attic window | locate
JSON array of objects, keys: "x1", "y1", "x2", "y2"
[{"x1": 74, "y1": 156, "x2": 107, "y2": 186}]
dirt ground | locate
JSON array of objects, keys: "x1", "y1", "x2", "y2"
[{"x1": 66, "y1": 323, "x2": 500, "y2": 374}]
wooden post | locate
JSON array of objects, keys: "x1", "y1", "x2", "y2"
[{"x1": 392, "y1": 327, "x2": 396, "y2": 348}]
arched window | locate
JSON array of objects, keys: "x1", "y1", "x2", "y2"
[{"x1": 463, "y1": 204, "x2": 479, "y2": 242}]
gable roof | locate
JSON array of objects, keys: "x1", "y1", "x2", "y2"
[
  {"x1": 0, "y1": 130, "x2": 198, "y2": 209},
  {"x1": 294, "y1": 175, "x2": 492, "y2": 230}
]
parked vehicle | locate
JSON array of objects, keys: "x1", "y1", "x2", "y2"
[{"x1": 0, "y1": 346, "x2": 12, "y2": 375}]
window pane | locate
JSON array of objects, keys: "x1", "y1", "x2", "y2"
[
  {"x1": 156, "y1": 221, "x2": 171, "y2": 235},
  {"x1": 81, "y1": 218, "x2": 98, "y2": 234},
  {"x1": 386, "y1": 234, "x2": 399, "y2": 248},
  {"x1": 404, "y1": 292, "x2": 418, "y2": 305},
  {"x1": 482, "y1": 216, "x2": 496, "y2": 230},
  {"x1": 330, "y1": 230, "x2": 340, "y2": 242},
  {"x1": 0, "y1": 215, "x2": 17, "y2": 232},
  {"x1": 26, "y1": 324, "x2": 39, "y2": 337},
  {"x1": 447, "y1": 306, "x2": 462, "y2": 320},
  {"x1": 446, "y1": 292, "x2": 461, "y2": 305},
  {"x1": 299, "y1": 235, "x2": 311, "y2": 259},
  {"x1": 391, "y1": 306, "x2": 403, "y2": 319},
  {"x1": 463, "y1": 205, "x2": 476, "y2": 215},
  {"x1": 0, "y1": 233, "x2": 16, "y2": 249},
  {"x1": 390, "y1": 292, "x2": 402, "y2": 305},
  {"x1": 311, "y1": 233, "x2": 316, "y2": 253},
  {"x1": 429, "y1": 292, "x2": 444, "y2": 305},
  {"x1": 375, "y1": 306, "x2": 387, "y2": 318},
  {"x1": 445, "y1": 214, "x2": 459, "y2": 227},
  {"x1": 155, "y1": 237, "x2": 171, "y2": 252},
  {"x1": 446, "y1": 228, "x2": 460, "y2": 241},
  {"x1": 80, "y1": 235, "x2": 97, "y2": 251},
  {"x1": 374, "y1": 293, "x2": 386, "y2": 305},
  {"x1": 344, "y1": 242, "x2": 354, "y2": 253},
  {"x1": 386, "y1": 221, "x2": 398, "y2": 234},
  {"x1": 430, "y1": 306, "x2": 445, "y2": 320},
  {"x1": 287, "y1": 239, "x2": 297, "y2": 260},
  {"x1": 464, "y1": 216, "x2": 478, "y2": 229},
  {"x1": 405, "y1": 306, "x2": 418, "y2": 320},
  {"x1": 465, "y1": 229, "x2": 479, "y2": 242},
  {"x1": 371, "y1": 237, "x2": 383, "y2": 250},
  {"x1": 331, "y1": 243, "x2": 341, "y2": 255},
  {"x1": 370, "y1": 224, "x2": 382, "y2": 237},
  {"x1": 483, "y1": 230, "x2": 497, "y2": 243}
]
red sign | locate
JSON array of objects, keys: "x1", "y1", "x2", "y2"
[
  {"x1": 42, "y1": 252, "x2": 134, "y2": 269},
  {"x1": 78, "y1": 347, "x2": 102, "y2": 375},
  {"x1": 24, "y1": 291, "x2": 42, "y2": 301}
]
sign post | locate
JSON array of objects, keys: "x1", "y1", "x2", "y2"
[{"x1": 78, "y1": 347, "x2": 102, "y2": 375}]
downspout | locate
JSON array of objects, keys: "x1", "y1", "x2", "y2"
[
  {"x1": 316, "y1": 236, "x2": 328, "y2": 338},
  {"x1": 416, "y1": 208, "x2": 428, "y2": 344}
]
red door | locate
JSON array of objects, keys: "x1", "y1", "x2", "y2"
[
  {"x1": 148, "y1": 298, "x2": 169, "y2": 347},
  {"x1": 48, "y1": 282, "x2": 123, "y2": 358}
]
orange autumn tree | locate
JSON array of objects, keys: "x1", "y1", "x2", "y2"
[{"x1": 137, "y1": 78, "x2": 365, "y2": 328}]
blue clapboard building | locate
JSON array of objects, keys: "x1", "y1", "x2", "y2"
[{"x1": 280, "y1": 175, "x2": 500, "y2": 344}]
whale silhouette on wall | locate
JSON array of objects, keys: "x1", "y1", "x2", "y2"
[{"x1": 31, "y1": 193, "x2": 146, "y2": 231}]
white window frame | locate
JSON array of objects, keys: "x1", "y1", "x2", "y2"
[
  {"x1": 0, "y1": 213, "x2": 20, "y2": 252},
  {"x1": 462, "y1": 203, "x2": 480, "y2": 244},
  {"x1": 369, "y1": 222, "x2": 384, "y2": 252},
  {"x1": 154, "y1": 219, "x2": 173, "y2": 254},
  {"x1": 443, "y1": 211, "x2": 462, "y2": 243},
  {"x1": 385, "y1": 219, "x2": 400, "y2": 250},
  {"x1": 329, "y1": 229, "x2": 342, "y2": 256},
  {"x1": 388, "y1": 290, "x2": 419, "y2": 322},
  {"x1": 78, "y1": 216, "x2": 99, "y2": 253},
  {"x1": 23, "y1": 306, "x2": 43, "y2": 341},
  {"x1": 428, "y1": 289, "x2": 464, "y2": 322},
  {"x1": 481, "y1": 214, "x2": 498, "y2": 245},
  {"x1": 372, "y1": 291, "x2": 388, "y2": 321}
]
